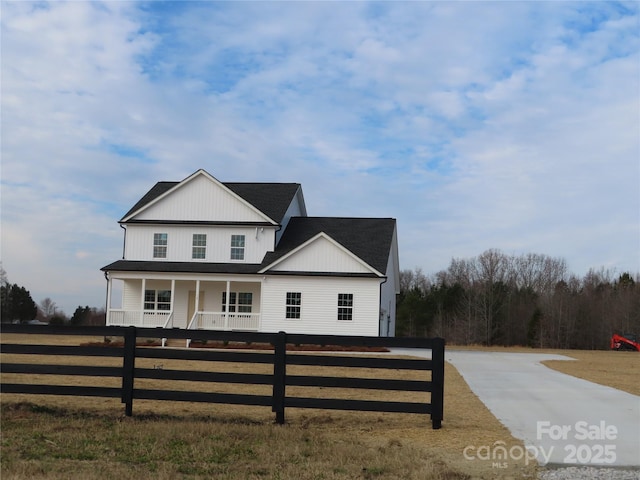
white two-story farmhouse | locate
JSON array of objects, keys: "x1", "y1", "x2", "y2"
[{"x1": 101, "y1": 169, "x2": 399, "y2": 336}]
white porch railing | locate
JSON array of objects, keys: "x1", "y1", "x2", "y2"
[
  {"x1": 107, "y1": 310, "x2": 173, "y2": 328},
  {"x1": 187, "y1": 312, "x2": 261, "y2": 332}
]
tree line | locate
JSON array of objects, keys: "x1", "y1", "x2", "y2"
[
  {"x1": 397, "y1": 249, "x2": 639, "y2": 350},
  {"x1": 0, "y1": 264, "x2": 105, "y2": 326}
]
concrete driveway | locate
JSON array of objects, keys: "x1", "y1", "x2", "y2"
[{"x1": 393, "y1": 349, "x2": 640, "y2": 467}]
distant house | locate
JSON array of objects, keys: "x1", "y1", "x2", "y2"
[{"x1": 101, "y1": 169, "x2": 399, "y2": 336}]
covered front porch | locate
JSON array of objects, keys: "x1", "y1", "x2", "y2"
[{"x1": 106, "y1": 275, "x2": 262, "y2": 332}]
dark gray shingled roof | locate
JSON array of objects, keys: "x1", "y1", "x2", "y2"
[
  {"x1": 225, "y1": 183, "x2": 302, "y2": 224},
  {"x1": 102, "y1": 217, "x2": 396, "y2": 277},
  {"x1": 120, "y1": 181, "x2": 302, "y2": 224},
  {"x1": 262, "y1": 217, "x2": 396, "y2": 275},
  {"x1": 108, "y1": 172, "x2": 394, "y2": 277},
  {"x1": 101, "y1": 260, "x2": 264, "y2": 275},
  {"x1": 121, "y1": 181, "x2": 177, "y2": 221}
]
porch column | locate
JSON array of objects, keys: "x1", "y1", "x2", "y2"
[
  {"x1": 224, "y1": 280, "x2": 231, "y2": 330},
  {"x1": 106, "y1": 274, "x2": 112, "y2": 326},
  {"x1": 170, "y1": 279, "x2": 175, "y2": 328},
  {"x1": 194, "y1": 280, "x2": 201, "y2": 327},
  {"x1": 140, "y1": 278, "x2": 146, "y2": 325}
]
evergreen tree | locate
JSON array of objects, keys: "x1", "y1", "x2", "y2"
[
  {"x1": 1, "y1": 283, "x2": 38, "y2": 323},
  {"x1": 70, "y1": 306, "x2": 92, "y2": 326}
]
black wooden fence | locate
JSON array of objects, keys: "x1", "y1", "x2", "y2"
[{"x1": 1, "y1": 324, "x2": 445, "y2": 429}]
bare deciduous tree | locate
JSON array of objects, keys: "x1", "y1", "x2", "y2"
[
  {"x1": 396, "y1": 249, "x2": 639, "y2": 350},
  {"x1": 40, "y1": 297, "x2": 57, "y2": 318},
  {"x1": 0, "y1": 263, "x2": 8, "y2": 287}
]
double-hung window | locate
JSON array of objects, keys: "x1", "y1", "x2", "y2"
[
  {"x1": 192, "y1": 234, "x2": 206, "y2": 259},
  {"x1": 153, "y1": 233, "x2": 167, "y2": 258},
  {"x1": 230, "y1": 235, "x2": 245, "y2": 260},
  {"x1": 222, "y1": 292, "x2": 253, "y2": 313},
  {"x1": 286, "y1": 292, "x2": 301, "y2": 319},
  {"x1": 237, "y1": 293, "x2": 252, "y2": 313},
  {"x1": 337, "y1": 293, "x2": 353, "y2": 321},
  {"x1": 144, "y1": 290, "x2": 171, "y2": 311},
  {"x1": 222, "y1": 292, "x2": 237, "y2": 312}
]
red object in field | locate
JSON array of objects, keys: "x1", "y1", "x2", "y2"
[{"x1": 610, "y1": 333, "x2": 640, "y2": 351}]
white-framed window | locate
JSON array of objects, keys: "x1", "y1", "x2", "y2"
[
  {"x1": 144, "y1": 289, "x2": 171, "y2": 311},
  {"x1": 153, "y1": 233, "x2": 167, "y2": 258},
  {"x1": 230, "y1": 235, "x2": 245, "y2": 260},
  {"x1": 222, "y1": 292, "x2": 253, "y2": 313},
  {"x1": 337, "y1": 293, "x2": 353, "y2": 321},
  {"x1": 286, "y1": 292, "x2": 301, "y2": 319},
  {"x1": 192, "y1": 234, "x2": 206, "y2": 259}
]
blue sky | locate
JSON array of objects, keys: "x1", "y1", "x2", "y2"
[{"x1": 1, "y1": 1, "x2": 639, "y2": 316}]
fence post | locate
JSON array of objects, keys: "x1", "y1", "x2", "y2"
[
  {"x1": 122, "y1": 326, "x2": 137, "y2": 417},
  {"x1": 430, "y1": 337, "x2": 445, "y2": 429},
  {"x1": 272, "y1": 331, "x2": 287, "y2": 424}
]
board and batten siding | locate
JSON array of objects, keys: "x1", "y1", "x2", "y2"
[
  {"x1": 261, "y1": 276, "x2": 381, "y2": 336},
  {"x1": 268, "y1": 236, "x2": 373, "y2": 274},
  {"x1": 133, "y1": 173, "x2": 270, "y2": 224},
  {"x1": 124, "y1": 225, "x2": 276, "y2": 263}
]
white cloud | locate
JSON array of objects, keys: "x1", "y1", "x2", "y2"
[{"x1": 1, "y1": 1, "x2": 638, "y2": 313}]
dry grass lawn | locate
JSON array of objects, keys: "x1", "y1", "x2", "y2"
[
  {"x1": 2, "y1": 334, "x2": 637, "y2": 479},
  {"x1": 542, "y1": 350, "x2": 639, "y2": 396}
]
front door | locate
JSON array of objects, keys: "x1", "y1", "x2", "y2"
[{"x1": 187, "y1": 291, "x2": 205, "y2": 326}]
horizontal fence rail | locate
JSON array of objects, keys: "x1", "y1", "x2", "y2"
[{"x1": 0, "y1": 325, "x2": 445, "y2": 429}]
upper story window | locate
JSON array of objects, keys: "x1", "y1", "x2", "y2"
[
  {"x1": 286, "y1": 292, "x2": 301, "y2": 319},
  {"x1": 192, "y1": 234, "x2": 206, "y2": 259},
  {"x1": 337, "y1": 293, "x2": 353, "y2": 321},
  {"x1": 230, "y1": 235, "x2": 245, "y2": 260},
  {"x1": 153, "y1": 233, "x2": 167, "y2": 258}
]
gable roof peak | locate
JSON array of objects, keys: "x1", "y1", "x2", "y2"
[
  {"x1": 259, "y1": 230, "x2": 384, "y2": 276},
  {"x1": 120, "y1": 169, "x2": 304, "y2": 224},
  {"x1": 182, "y1": 168, "x2": 218, "y2": 184},
  {"x1": 265, "y1": 216, "x2": 396, "y2": 274}
]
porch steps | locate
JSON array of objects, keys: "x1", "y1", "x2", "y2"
[{"x1": 162, "y1": 338, "x2": 189, "y2": 348}]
